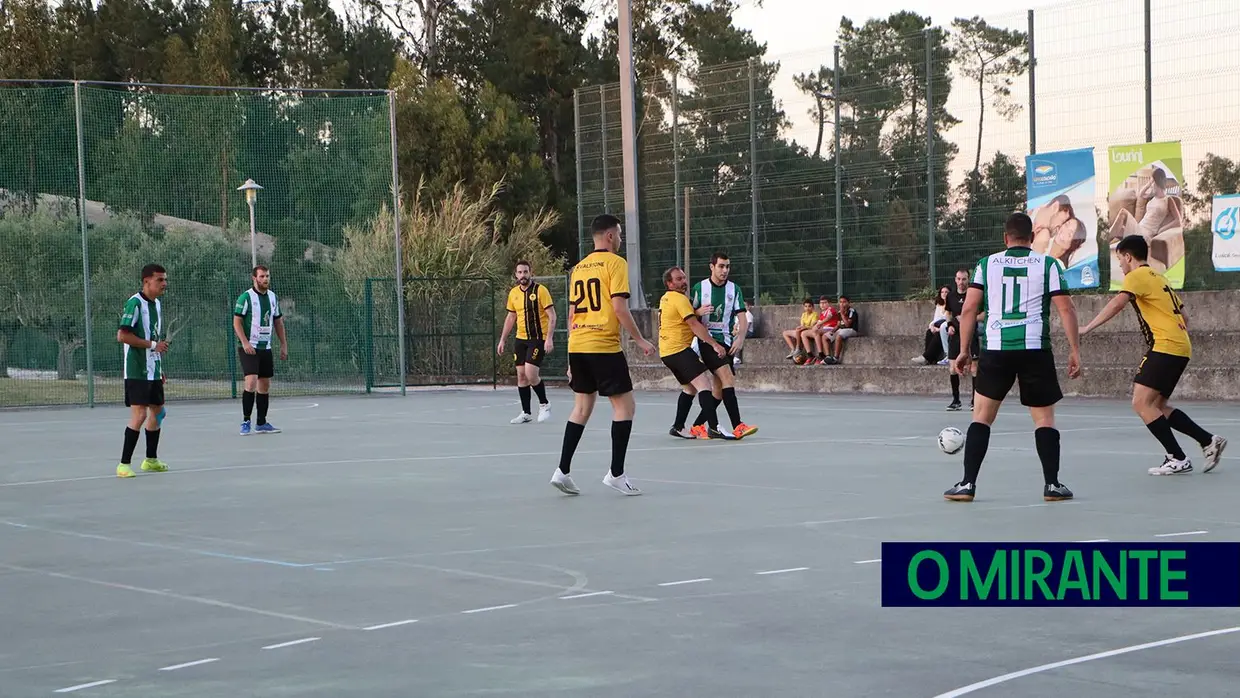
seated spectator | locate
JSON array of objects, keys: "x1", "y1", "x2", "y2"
[
  {"x1": 800, "y1": 296, "x2": 839, "y2": 365},
  {"x1": 911, "y1": 285, "x2": 952, "y2": 365},
  {"x1": 782, "y1": 299, "x2": 817, "y2": 360},
  {"x1": 821, "y1": 295, "x2": 860, "y2": 364}
]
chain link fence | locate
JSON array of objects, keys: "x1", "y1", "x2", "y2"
[
  {"x1": 574, "y1": 0, "x2": 1240, "y2": 306},
  {"x1": 0, "y1": 81, "x2": 404, "y2": 408}
]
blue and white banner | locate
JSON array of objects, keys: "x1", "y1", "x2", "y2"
[
  {"x1": 1026, "y1": 148, "x2": 1099, "y2": 289},
  {"x1": 1212, "y1": 193, "x2": 1240, "y2": 272}
]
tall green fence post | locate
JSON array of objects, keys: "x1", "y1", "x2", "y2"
[
  {"x1": 364, "y1": 278, "x2": 374, "y2": 393},
  {"x1": 74, "y1": 81, "x2": 95, "y2": 407}
]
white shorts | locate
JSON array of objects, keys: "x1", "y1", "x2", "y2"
[{"x1": 825, "y1": 328, "x2": 857, "y2": 341}]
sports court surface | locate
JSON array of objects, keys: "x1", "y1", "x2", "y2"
[{"x1": 2, "y1": 387, "x2": 1239, "y2": 697}]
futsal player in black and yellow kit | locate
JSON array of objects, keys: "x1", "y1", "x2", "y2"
[
  {"x1": 498, "y1": 261, "x2": 557, "y2": 424},
  {"x1": 551, "y1": 214, "x2": 656, "y2": 496},
  {"x1": 1082, "y1": 235, "x2": 1227, "y2": 475},
  {"x1": 658, "y1": 266, "x2": 726, "y2": 438}
]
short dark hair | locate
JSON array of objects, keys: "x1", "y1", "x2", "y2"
[
  {"x1": 1115, "y1": 234, "x2": 1149, "y2": 261},
  {"x1": 710, "y1": 252, "x2": 729, "y2": 266},
  {"x1": 252, "y1": 264, "x2": 269, "y2": 276},
  {"x1": 662, "y1": 266, "x2": 683, "y2": 286},
  {"x1": 515, "y1": 260, "x2": 531, "y2": 271},
  {"x1": 141, "y1": 264, "x2": 165, "y2": 280},
  {"x1": 818, "y1": 295, "x2": 830, "y2": 302},
  {"x1": 839, "y1": 295, "x2": 850, "y2": 302},
  {"x1": 802, "y1": 297, "x2": 813, "y2": 305},
  {"x1": 1004, "y1": 212, "x2": 1034, "y2": 242},
  {"x1": 591, "y1": 214, "x2": 621, "y2": 235}
]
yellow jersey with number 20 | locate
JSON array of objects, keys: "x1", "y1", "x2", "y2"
[
  {"x1": 658, "y1": 291, "x2": 697, "y2": 357},
  {"x1": 568, "y1": 250, "x2": 630, "y2": 353},
  {"x1": 1121, "y1": 264, "x2": 1191, "y2": 358}
]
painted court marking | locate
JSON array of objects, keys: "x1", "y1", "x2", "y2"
[
  {"x1": 560, "y1": 591, "x2": 614, "y2": 600},
  {"x1": 934, "y1": 626, "x2": 1240, "y2": 697},
  {"x1": 756, "y1": 567, "x2": 809, "y2": 576},
  {"x1": 364, "y1": 619, "x2": 419, "y2": 631},
  {"x1": 854, "y1": 559, "x2": 882, "y2": 565},
  {"x1": 159, "y1": 658, "x2": 219, "y2": 671},
  {"x1": 1154, "y1": 530, "x2": 1209, "y2": 537},
  {"x1": 262, "y1": 637, "x2": 320, "y2": 650},
  {"x1": 461, "y1": 604, "x2": 518, "y2": 615},
  {"x1": 55, "y1": 680, "x2": 116, "y2": 693},
  {"x1": 658, "y1": 578, "x2": 712, "y2": 587}
]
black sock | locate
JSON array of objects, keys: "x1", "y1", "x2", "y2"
[
  {"x1": 1145, "y1": 416, "x2": 1186, "y2": 459},
  {"x1": 531, "y1": 381, "x2": 548, "y2": 406},
  {"x1": 673, "y1": 391, "x2": 695, "y2": 430},
  {"x1": 950, "y1": 374, "x2": 960, "y2": 401},
  {"x1": 558, "y1": 420, "x2": 585, "y2": 474},
  {"x1": 242, "y1": 390, "x2": 255, "y2": 420},
  {"x1": 257, "y1": 392, "x2": 270, "y2": 425},
  {"x1": 1034, "y1": 427, "x2": 1060, "y2": 485},
  {"x1": 697, "y1": 391, "x2": 720, "y2": 430},
  {"x1": 121, "y1": 427, "x2": 140, "y2": 465},
  {"x1": 518, "y1": 385, "x2": 532, "y2": 414},
  {"x1": 145, "y1": 428, "x2": 161, "y2": 459},
  {"x1": 1167, "y1": 409, "x2": 1213, "y2": 447},
  {"x1": 961, "y1": 422, "x2": 991, "y2": 485},
  {"x1": 611, "y1": 420, "x2": 633, "y2": 477},
  {"x1": 721, "y1": 387, "x2": 742, "y2": 429}
]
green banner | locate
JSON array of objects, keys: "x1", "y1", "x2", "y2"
[{"x1": 1105, "y1": 141, "x2": 1187, "y2": 289}]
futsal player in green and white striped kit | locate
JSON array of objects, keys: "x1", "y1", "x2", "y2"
[
  {"x1": 233, "y1": 265, "x2": 287, "y2": 435},
  {"x1": 686, "y1": 252, "x2": 758, "y2": 440},
  {"x1": 115, "y1": 264, "x2": 171, "y2": 478},
  {"x1": 944, "y1": 213, "x2": 1083, "y2": 503}
]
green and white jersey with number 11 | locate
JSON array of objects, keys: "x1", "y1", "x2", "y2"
[
  {"x1": 234, "y1": 288, "x2": 282, "y2": 350},
  {"x1": 120, "y1": 292, "x2": 163, "y2": 380},
  {"x1": 971, "y1": 246, "x2": 1068, "y2": 351}
]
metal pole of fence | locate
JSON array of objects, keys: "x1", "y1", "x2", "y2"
[
  {"x1": 1144, "y1": 0, "x2": 1152, "y2": 142},
  {"x1": 834, "y1": 45, "x2": 843, "y2": 299},
  {"x1": 388, "y1": 89, "x2": 407, "y2": 397},
  {"x1": 749, "y1": 58, "x2": 760, "y2": 300},
  {"x1": 925, "y1": 28, "x2": 937, "y2": 290},
  {"x1": 74, "y1": 81, "x2": 95, "y2": 407},
  {"x1": 673, "y1": 73, "x2": 682, "y2": 269},
  {"x1": 600, "y1": 85, "x2": 609, "y2": 212},
  {"x1": 1028, "y1": 9, "x2": 1037, "y2": 155},
  {"x1": 574, "y1": 88, "x2": 586, "y2": 261}
]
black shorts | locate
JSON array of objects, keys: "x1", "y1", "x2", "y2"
[
  {"x1": 239, "y1": 347, "x2": 275, "y2": 378},
  {"x1": 699, "y1": 340, "x2": 736, "y2": 375},
  {"x1": 513, "y1": 338, "x2": 545, "y2": 368},
  {"x1": 568, "y1": 351, "x2": 633, "y2": 397},
  {"x1": 661, "y1": 347, "x2": 707, "y2": 386},
  {"x1": 124, "y1": 378, "x2": 165, "y2": 407},
  {"x1": 1134, "y1": 350, "x2": 1189, "y2": 398},
  {"x1": 973, "y1": 349, "x2": 1063, "y2": 407}
]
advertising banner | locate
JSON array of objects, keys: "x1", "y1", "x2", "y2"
[
  {"x1": 1211, "y1": 193, "x2": 1240, "y2": 272},
  {"x1": 1026, "y1": 147, "x2": 1099, "y2": 289},
  {"x1": 1105, "y1": 141, "x2": 1186, "y2": 290}
]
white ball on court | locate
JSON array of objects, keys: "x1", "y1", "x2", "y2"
[{"x1": 938, "y1": 427, "x2": 964, "y2": 455}]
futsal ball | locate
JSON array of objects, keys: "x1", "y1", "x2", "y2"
[
  {"x1": 793, "y1": 352, "x2": 808, "y2": 365},
  {"x1": 938, "y1": 427, "x2": 965, "y2": 454}
]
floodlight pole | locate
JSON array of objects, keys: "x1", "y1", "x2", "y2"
[
  {"x1": 237, "y1": 179, "x2": 263, "y2": 268},
  {"x1": 617, "y1": 0, "x2": 645, "y2": 308}
]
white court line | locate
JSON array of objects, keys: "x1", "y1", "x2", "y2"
[
  {"x1": 933, "y1": 626, "x2": 1240, "y2": 697},
  {"x1": 54, "y1": 680, "x2": 117, "y2": 693},
  {"x1": 658, "y1": 578, "x2": 711, "y2": 587},
  {"x1": 159, "y1": 658, "x2": 219, "y2": 671},
  {"x1": 756, "y1": 567, "x2": 809, "y2": 575},
  {"x1": 1154, "y1": 530, "x2": 1209, "y2": 537},
  {"x1": 803, "y1": 515, "x2": 882, "y2": 526},
  {"x1": 560, "y1": 591, "x2": 614, "y2": 600},
  {"x1": 461, "y1": 604, "x2": 518, "y2": 614},
  {"x1": 364, "y1": 619, "x2": 419, "y2": 631},
  {"x1": 262, "y1": 637, "x2": 320, "y2": 650},
  {"x1": 1078, "y1": 538, "x2": 1111, "y2": 542},
  {"x1": 854, "y1": 559, "x2": 882, "y2": 565}
]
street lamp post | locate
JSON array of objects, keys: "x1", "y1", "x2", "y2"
[{"x1": 237, "y1": 179, "x2": 263, "y2": 268}]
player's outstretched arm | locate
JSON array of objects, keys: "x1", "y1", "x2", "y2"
[
  {"x1": 497, "y1": 311, "x2": 516, "y2": 354},
  {"x1": 1052, "y1": 294, "x2": 1082, "y2": 378},
  {"x1": 1080, "y1": 293, "x2": 1128, "y2": 335},
  {"x1": 612, "y1": 296, "x2": 654, "y2": 356}
]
